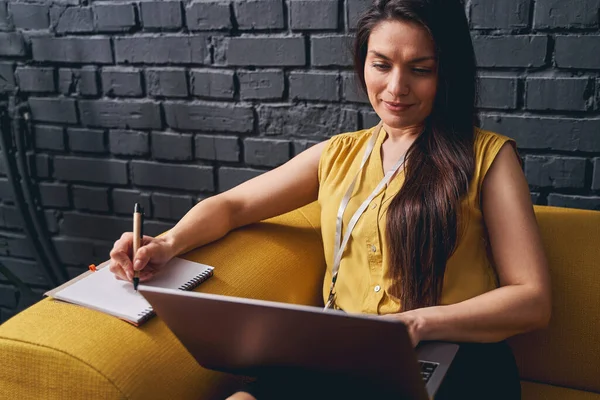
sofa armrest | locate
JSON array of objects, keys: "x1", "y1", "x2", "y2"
[{"x1": 0, "y1": 202, "x2": 325, "y2": 400}]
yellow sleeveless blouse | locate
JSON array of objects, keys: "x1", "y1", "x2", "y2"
[{"x1": 317, "y1": 125, "x2": 516, "y2": 314}]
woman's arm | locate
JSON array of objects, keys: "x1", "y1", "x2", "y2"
[
  {"x1": 388, "y1": 142, "x2": 552, "y2": 344},
  {"x1": 164, "y1": 140, "x2": 328, "y2": 256}
]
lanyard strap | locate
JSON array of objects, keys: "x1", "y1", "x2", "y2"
[{"x1": 325, "y1": 122, "x2": 407, "y2": 310}]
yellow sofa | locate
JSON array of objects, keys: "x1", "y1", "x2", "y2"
[{"x1": 0, "y1": 202, "x2": 599, "y2": 399}]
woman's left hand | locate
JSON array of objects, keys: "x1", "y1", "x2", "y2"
[{"x1": 379, "y1": 309, "x2": 427, "y2": 347}]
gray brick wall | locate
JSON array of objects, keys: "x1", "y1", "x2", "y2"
[{"x1": 1, "y1": 0, "x2": 600, "y2": 321}]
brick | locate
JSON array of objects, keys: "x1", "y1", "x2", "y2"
[
  {"x1": 289, "y1": 71, "x2": 338, "y2": 101},
  {"x1": 547, "y1": 194, "x2": 600, "y2": 211},
  {"x1": 54, "y1": 156, "x2": 128, "y2": 185},
  {"x1": 0, "y1": 1, "x2": 11, "y2": 31},
  {"x1": 593, "y1": 158, "x2": 600, "y2": 190},
  {"x1": 555, "y1": 36, "x2": 600, "y2": 70},
  {"x1": 290, "y1": 0, "x2": 338, "y2": 30},
  {"x1": 533, "y1": 0, "x2": 600, "y2": 29},
  {"x1": 244, "y1": 138, "x2": 289, "y2": 167},
  {"x1": 0, "y1": 32, "x2": 26, "y2": 56},
  {"x1": 0, "y1": 178, "x2": 13, "y2": 201},
  {"x1": 0, "y1": 205, "x2": 23, "y2": 229},
  {"x1": 190, "y1": 69, "x2": 234, "y2": 99},
  {"x1": 0, "y1": 233, "x2": 32, "y2": 259},
  {"x1": 34, "y1": 124, "x2": 65, "y2": 152},
  {"x1": 524, "y1": 155, "x2": 586, "y2": 189},
  {"x1": 151, "y1": 132, "x2": 193, "y2": 161},
  {"x1": 0, "y1": 62, "x2": 15, "y2": 92},
  {"x1": 15, "y1": 67, "x2": 55, "y2": 93},
  {"x1": 114, "y1": 35, "x2": 208, "y2": 64},
  {"x1": 140, "y1": 1, "x2": 182, "y2": 29},
  {"x1": 213, "y1": 136, "x2": 240, "y2": 162},
  {"x1": 292, "y1": 140, "x2": 320, "y2": 156},
  {"x1": 109, "y1": 130, "x2": 149, "y2": 156},
  {"x1": 477, "y1": 76, "x2": 518, "y2": 109},
  {"x1": 45, "y1": 210, "x2": 60, "y2": 233},
  {"x1": 102, "y1": 67, "x2": 143, "y2": 97},
  {"x1": 146, "y1": 68, "x2": 188, "y2": 98},
  {"x1": 152, "y1": 193, "x2": 193, "y2": 220},
  {"x1": 0, "y1": 257, "x2": 46, "y2": 286},
  {"x1": 164, "y1": 102, "x2": 253, "y2": 133},
  {"x1": 68, "y1": 128, "x2": 106, "y2": 153},
  {"x1": 0, "y1": 285, "x2": 17, "y2": 309},
  {"x1": 32, "y1": 37, "x2": 113, "y2": 64},
  {"x1": 258, "y1": 105, "x2": 358, "y2": 137},
  {"x1": 346, "y1": 0, "x2": 370, "y2": 30},
  {"x1": 238, "y1": 70, "x2": 284, "y2": 100},
  {"x1": 470, "y1": 0, "x2": 531, "y2": 29},
  {"x1": 29, "y1": 98, "x2": 77, "y2": 124},
  {"x1": 9, "y1": 3, "x2": 49, "y2": 30},
  {"x1": 341, "y1": 72, "x2": 368, "y2": 103},
  {"x1": 480, "y1": 114, "x2": 600, "y2": 152},
  {"x1": 360, "y1": 110, "x2": 381, "y2": 129},
  {"x1": 33, "y1": 154, "x2": 51, "y2": 178},
  {"x1": 234, "y1": 0, "x2": 284, "y2": 30},
  {"x1": 51, "y1": 6, "x2": 94, "y2": 33},
  {"x1": 93, "y1": 3, "x2": 137, "y2": 32},
  {"x1": 131, "y1": 161, "x2": 214, "y2": 191},
  {"x1": 112, "y1": 189, "x2": 152, "y2": 216},
  {"x1": 186, "y1": 1, "x2": 231, "y2": 30},
  {"x1": 59, "y1": 68, "x2": 99, "y2": 96},
  {"x1": 311, "y1": 35, "x2": 353, "y2": 67},
  {"x1": 472, "y1": 35, "x2": 547, "y2": 68},
  {"x1": 195, "y1": 135, "x2": 240, "y2": 161},
  {"x1": 144, "y1": 220, "x2": 174, "y2": 237},
  {"x1": 218, "y1": 167, "x2": 264, "y2": 192},
  {"x1": 525, "y1": 77, "x2": 592, "y2": 111},
  {"x1": 38, "y1": 182, "x2": 69, "y2": 208},
  {"x1": 72, "y1": 185, "x2": 109, "y2": 212},
  {"x1": 53, "y1": 237, "x2": 109, "y2": 266},
  {"x1": 60, "y1": 212, "x2": 131, "y2": 241},
  {"x1": 225, "y1": 36, "x2": 305, "y2": 66},
  {"x1": 530, "y1": 192, "x2": 541, "y2": 205},
  {"x1": 79, "y1": 99, "x2": 162, "y2": 130}
]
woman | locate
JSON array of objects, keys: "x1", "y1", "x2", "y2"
[{"x1": 109, "y1": 0, "x2": 551, "y2": 398}]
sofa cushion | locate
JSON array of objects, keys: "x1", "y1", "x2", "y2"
[{"x1": 509, "y1": 206, "x2": 600, "y2": 393}]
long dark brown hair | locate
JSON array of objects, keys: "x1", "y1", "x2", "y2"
[{"x1": 353, "y1": 0, "x2": 478, "y2": 311}]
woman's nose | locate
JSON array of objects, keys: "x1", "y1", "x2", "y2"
[{"x1": 387, "y1": 69, "x2": 410, "y2": 97}]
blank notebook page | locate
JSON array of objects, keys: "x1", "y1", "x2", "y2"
[{"x1": 52, "y1": 257, "x2": 214, "y2": 324}]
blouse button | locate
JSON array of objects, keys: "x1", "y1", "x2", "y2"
[
  {"x1": 374, "y1": 285, "x2": 381, "y2": 293},
  {"x1": 370, "y1": 244, "x2": 377, "y2": 253}
]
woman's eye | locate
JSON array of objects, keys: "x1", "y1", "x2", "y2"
[
  {"x1": 372, "y1": 63, "x2": 390, "y2": 70},
  {"x1": 413, "y1": 68, "x2": 432, "y2": 75}
]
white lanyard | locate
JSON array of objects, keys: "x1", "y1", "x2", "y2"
[{"x1": 325, "y1": 122, "x2": 407, "y2": 310}]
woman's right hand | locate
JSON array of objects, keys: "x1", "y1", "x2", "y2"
[{"x1": 109, "y1": 233, "x2": 177, "y2": 283}]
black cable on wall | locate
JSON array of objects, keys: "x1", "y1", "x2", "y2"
[{"x1": 0, "y1": 96, "x2": 67, "y2": 287}]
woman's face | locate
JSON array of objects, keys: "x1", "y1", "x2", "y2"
[{"x1": 364, "y1": 20, "x2": 438, "y2": 130}]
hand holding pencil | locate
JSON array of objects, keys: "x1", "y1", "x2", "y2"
[{"x1": 108, "y1": 204, "x2": 178, "y2": 285}]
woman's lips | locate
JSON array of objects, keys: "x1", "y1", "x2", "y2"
[{"x1": 383, "y1": 101, "x2": 414, "y2": 112}]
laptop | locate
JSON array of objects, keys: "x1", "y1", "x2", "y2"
[{"x1": 139, "y1": 286, "x2": 459, "y2": 399}]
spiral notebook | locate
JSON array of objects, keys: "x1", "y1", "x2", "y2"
[{"x1": 47, "y1": 257, "x2": 214, "y2": 326}]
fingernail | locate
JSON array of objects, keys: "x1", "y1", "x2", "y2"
[{"x1": 134, "y1": 260, "x2": 142, "y2": 271}]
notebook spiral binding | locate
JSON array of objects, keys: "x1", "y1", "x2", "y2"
[
  {"x1": 178, "y1": 268, "x2": 214, "y2": 291},
  {"x1": 135, "y1": 267, "x2": 214, "y2": 324},
  {"x1": 137, "y1": 306, "x2": 155, "y2": 324}
]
